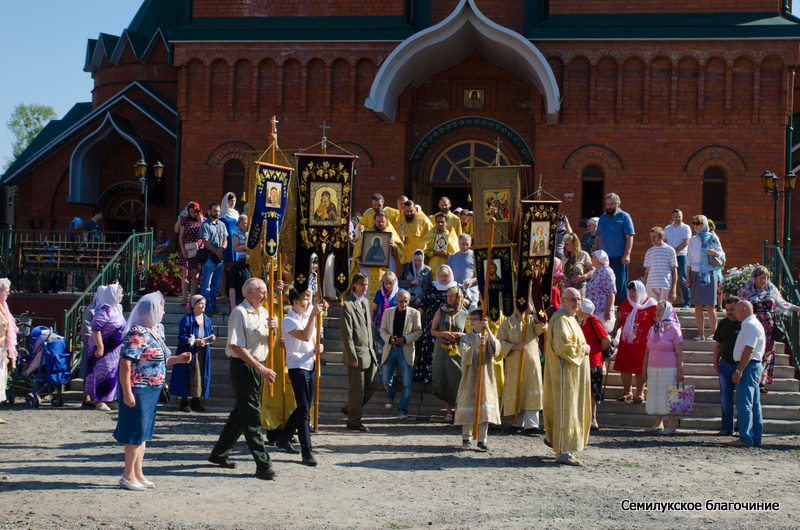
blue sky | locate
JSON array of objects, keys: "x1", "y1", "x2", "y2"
[{"x1": 0, "y1": 1, "x2": 142, "y2": 167}]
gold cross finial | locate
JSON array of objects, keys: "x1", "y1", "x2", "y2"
[
  {"x1": 320, "y1": 121, "x2": 330, "y2": 153},
  {"x1": 495, "y1": 137, "x2": 503, "y2": 165}
]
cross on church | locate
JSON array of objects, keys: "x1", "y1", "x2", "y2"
[
  {"x1": 494, "y1": 137, "x2": 503, "y2": 165},
  {"x1": 270, "y1": 115, "x2": 279, "y2": 150},
  {"x1": 320, "y1": 121, "x2": 330, "y2": 153}
]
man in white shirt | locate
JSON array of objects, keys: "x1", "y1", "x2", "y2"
[
  {"x1": 663, "y1": 209, "x2": 692, "y2": 308},
  {"x1": 727, "y1": 301, "x2": 766, "y2": 448},
  {"x1": 643, "y1": 227, "x2": 677, "y2": 302}
]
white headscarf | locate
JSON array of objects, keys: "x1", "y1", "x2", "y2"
[
  {"x1": 412, "y1": 249, "x2": 426, "y2": 277},
  {"x1": 580, "y1": 298, "x2": 595, "y2": 316},
  {"x1": 96, "y1": 284, "x2": 122, "y2": 313},
  {"x1": 220, "y1": 192, "x2": 239, "y2": 219},
  {"x1": 593, "y1": 249, "x2": 610, "y2": 268},
  {"x1": 125, "y1": 292, "x2": 166, "y2": 335},
  {"x1": 432, "y1": 265, "x2": 457, "y2": 291},
  {"x1": 622, "y1": 280, "x2": 657, "y2": 342},
  {"x1": 587, "y1": 217, "x2": 600, "y2": 227}
]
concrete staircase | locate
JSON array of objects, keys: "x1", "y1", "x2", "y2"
[
  {"x1": 68, "y1": 301, "x2": 800, "y2": 434},
  {"x1": 597, "y1": 309, "x2": 800, "y2": 433}
]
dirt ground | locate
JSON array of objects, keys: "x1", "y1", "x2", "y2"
[{"x1": 0, "y1": 405, "x2": 798, "y2": 529}]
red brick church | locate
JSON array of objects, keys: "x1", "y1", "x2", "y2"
[{"x1": 4, "y1": 0, "x2": 800, "y2": 274}]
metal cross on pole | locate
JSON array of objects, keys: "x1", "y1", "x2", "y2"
[
  {"x1": 320, "y1": 121, "x2": 330, "y2": 154},
  {"x1": 494, "y1": 137, "x2": 503, "y2": 165}
]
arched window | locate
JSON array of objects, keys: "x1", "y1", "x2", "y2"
[
  {"x1": 702, "y1": 166, "x2": 726, "y2": 224},
  {"x1": 581, "y1": 164, "x2": 605, "y2": 220},
  {"x1": 429, "y1": 140, "x2": 509, "y2": 183},
  {"x1": 222, "y1": 159, "x2": 245, "y2": 199}
]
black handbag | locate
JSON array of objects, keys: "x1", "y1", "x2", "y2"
[{"x1": 590, "y1": 315, "x2": 615, "y2": 360}]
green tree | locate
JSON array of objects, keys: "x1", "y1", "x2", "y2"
[{"x1": 5, "y1": 103, "x2": 57, "y2": 169}]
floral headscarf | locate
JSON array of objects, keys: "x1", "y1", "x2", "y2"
[
  {"x1": 738, "y1": 267, "x2": 797, "y2": 316},
  {"x1": 653, "y1": 301, "x2": 680, "y2": 337}
]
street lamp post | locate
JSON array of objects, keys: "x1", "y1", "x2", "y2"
[
  {"x1": 135, "y1": 159, "x2": 164, "y2": 230},
  {"x1": 761, "y1": 169, "x2": 796, "y2": 256}
]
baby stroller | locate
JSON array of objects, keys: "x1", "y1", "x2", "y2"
[{"x1": 8, "y1": 325, "x2": 70, "y2": 407}]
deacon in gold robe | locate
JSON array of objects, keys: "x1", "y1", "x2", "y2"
[
  {"x1": 459, "y1": 209, "x2": 473, "y2": 236},
  {"x1": 351, "y1": 209, "x2": 405, "y2": 295},
  {"x1": 466, "y1": 314, "x2": 506, "y2": 406},
  {"x1": 454, "y1": 310, "x2": 502, "y2": 449},
  {"x1": 543, "y1": 287, "x2": 591, "y2": 466},
  {"x1": 428, "y1": 196, "x2": 462, "y2": 237},
  {"x1": 498, "y1": 307, "x2": 547, "y2": 432},
  {"x1": 422, "y1": 213, "x2": 459, "y2": 272},
  {"x1": 393, "y1": 200, "x2": 433, "y2": 258},
  {"x1": 358, "y1": 192, "x2": 399, "y2": 232}
]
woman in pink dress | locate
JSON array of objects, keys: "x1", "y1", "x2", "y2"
[
  {"x1": 642, "y1": 301, "x2": 684, "y2": 434},
  {"x1": 177, "y1": 202, "x2": 203, "y2": 302},
  {"x1": 612, "y1": 280, "x2": 657, "y2": 403}
]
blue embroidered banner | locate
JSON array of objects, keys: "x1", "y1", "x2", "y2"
[{"x1": 247, "y1": 161, "x2": 293, "y2": 259}]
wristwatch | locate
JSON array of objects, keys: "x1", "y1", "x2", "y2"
[{"x1": 734, "y1": 369, "x2": 743, "y2": 376}]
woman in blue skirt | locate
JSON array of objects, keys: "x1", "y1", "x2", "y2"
[{"x1": 115, "y1": 292, "x2": 190, "y2": 491}]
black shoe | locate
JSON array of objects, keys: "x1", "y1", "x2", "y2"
[
  {"x1": 346, "y1": 424, "x2": 370, "y2": 432},
  {"x1": 265, "y1": 428, "x2": 281, "y2": 445},
  {"x1": 179, "y1": 399, "x2": 191, "y2": 413},
  {"x1": 506, "y1": 426, "x2": 521, "y2": 435},
  {"x1": 543, "y1": 438, "x2": 552, "y2": 448},
  {"x1": 340, "y1": 406, "x2": 348, "y2": 416},
  {"x1": 302, "y1": 453, "x2": 318, "y2": 467},
  {"x1": 524, "y1": 428, "x2": 543, "y2": 436},
  {"x1": 255, "y1": 467, "x2": 276, "y2": 480},
  {"x1": 590, "y1": 425, "x2": 600, "y2": 433},
  {"x1": 276, "y1": 440, "x2": 299, "y2": 454},
  {"x1": 81, "y1": 402, "x2": 95, "y2": 410},
  {"x1": 190, "y1": 398, "x2": 205, "y2": 412},
  {"x1": 476, "y1": 442, "x2": 489, "y2": 452},
  {"x1": 208, "y1": 455, "x2": 236, "y2": 468}
]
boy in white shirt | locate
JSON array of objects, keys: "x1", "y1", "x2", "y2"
[{"x1": 643, "y1": 227, "x2": 677, "y2": 302}]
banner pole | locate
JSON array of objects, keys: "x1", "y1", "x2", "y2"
[
  {"x1": 473, "y1": 217, "x2": 496, "y2": 440},
  {"x1": 314, "y1": 267, "x2": 323, "y2": 432},
  {"x1": 514, "y1": 311, "x2": 528, "y2": 426},
  {"x1": 278, "y1": 252, "x2": 286, "y2": 405},
  {"x1": 267, "y1": 256, "x2": 275, "y2": 397}
]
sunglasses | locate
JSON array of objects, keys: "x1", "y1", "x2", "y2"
[{"x1": 692, "y1": 221, "x2": 702, "y2": 225}]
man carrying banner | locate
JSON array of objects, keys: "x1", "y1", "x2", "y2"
[
  {"x1": 351, "y1": 210, "x2": 405, "y2": 296},
  {"x1": 428, "y1": 196, "x2": 462, "y2": 237},
  {"x1": 498, "y1": 304, "x2": 547, "y2": 434},
  {"x1": 542, "y1": 287, "x2": 591, "y2": 466},
  {"x1": 422, "y1": 213, "x2": 459, "y2": 273},
  {"x1": 393, "y1": 200, "x2": 432, "y2": 258}
]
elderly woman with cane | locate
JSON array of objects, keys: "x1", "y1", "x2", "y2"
[{"x1": 115, "y1": 292, "x2": 191, "y2": 490}]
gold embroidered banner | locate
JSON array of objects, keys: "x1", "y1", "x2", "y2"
[
  {"x1": 474, "y1": 244, "x2": 515, "y2": 321},
  {"x1": 516, "y1": 200, "x2": 560, "y2": 315},
  {"x1": 469, "y1": 165, "x2": 524, "y2": 246}
]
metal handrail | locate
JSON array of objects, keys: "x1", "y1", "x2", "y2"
[
  {"x1": 62, "y1": 231, "x2": 153, "y2": 376},
  {"x1": 763, "y1": 243, "x2": 800, "y2": 376}
]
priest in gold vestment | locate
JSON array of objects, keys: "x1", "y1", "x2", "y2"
[
  {"x1": 421, "y1": 213, "x2": 458, "y2": 273},
  {"x1": 542, "y1": 287, "x2": 591, "y2": 466},
  {"x1": 393, "y1": 200, "x2": 433, "y2": 259}
]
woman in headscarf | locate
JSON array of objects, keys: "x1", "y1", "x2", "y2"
[
  {"x1": 177, "y1": 202, "x2": 204, "y2": 302},
  {"x1": 415, "y1": 265, "x2": 458, "y2": 386},
  {"x1": 371, "y1": 271, "x2": 398, "y2": 360},
  {"x1": 67, "y1": 217, "x2": 83, "y2": 243},
  {"x1": 642, "y1": 301, "x2": 684, "y2": 434},
  {"x1": 612, "y1": 280, "x2": 657, "y2": 403},
  {"x1": 171, "y1": 295, "x2": 215, "y2": 413},
  {"x1": 219, "y1": 192, "x2": 240, "y2": 300},
  {"x1": 738, "y1": 266, "x2": 800, "y2": 391},
  {"x1": 87, "y1": 284, "x2": 126, "y2": 411},
  {"x1": 0, "y1": 278, "x2": 18, "y2": 424},
  {"x1": 80, "y1": 288, "x2": 103, "y2": 409},
  {"x1": 115, "y1": 292, "x2": 191, "y2": 490},
  {"x1": 687, "y1": 214, "x2": 724, "y2": 340},
  {"x1": 581, "y1": 217, "x2": 599, "y2": 254},
  {"x1": 585, "y1": 250, "x2": 617, "y2": 331},
  {"x1": 398, "y1": 249, "x2": 431, "y2": 308},
  {"x1": 547, "y1": 257, "x2": 566, "y2": 318},
  {"x1": 429, "y1": 285, "x2": 468, "y2": 423}
]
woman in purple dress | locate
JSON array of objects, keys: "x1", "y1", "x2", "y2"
[{"x1": 86, "y1": 284, "x2": 125, "y2": 411}]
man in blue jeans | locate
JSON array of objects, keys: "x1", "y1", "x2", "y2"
[
  {"x1": 378, "y1": 290, "x2": 422, "y2": 419},
  {"x1": 200, "y1": 203, "x2": 228, "y2": 315},
  {"x1": 663, "y1": 209, "x2": 692, "y2": 308},
  {"x1": 712, "y1": 296, "x2": 741, "y2": 436},
  {"x1": 728, "y1": 300, "x2": 766, "y2": 448},
  {"x1": 594, "y1": 193, "x2": 634, "y2": 306}
]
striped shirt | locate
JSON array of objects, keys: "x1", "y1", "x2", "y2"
[{"x1": 643, "y1": 244, "x2": 677, "y2": 289}]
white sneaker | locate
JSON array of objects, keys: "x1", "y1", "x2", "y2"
[
  {"x1": 95, "y1": 402, "x2": 111, "y2": 412},
  {"x1": 384, "y1": 403, "x2": 393, "y2": 410},
  {"x1": 119, "y1": 476, "x2": 146, "y2": 491},
  {"x1": 397, "y1": 412, "x2": 408, "y2": 420}
]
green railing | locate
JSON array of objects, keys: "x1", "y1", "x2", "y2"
[
  {"x1": 63, "y1": 231, "x2": 153, "y2": 375},
  {"x1": 763, "y1": 243, "x2": 800, "y2": 376},
  {"x1": 0, "y1": 229, "x2": 139, "y2": 293}
]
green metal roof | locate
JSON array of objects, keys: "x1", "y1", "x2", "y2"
[
  {"x1": 2, "y1": 103, "x2": 92, "y2": 182},
  {"x1": 525, "y1": 11, "x2": 800, "y2": 40}
]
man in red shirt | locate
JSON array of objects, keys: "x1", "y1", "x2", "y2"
[{"x1": 578, "y1": 299, "x2": 611, "y2": 431}]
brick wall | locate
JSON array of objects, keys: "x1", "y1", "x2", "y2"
[
  {"x1": 192, "y1": 0, "x2": 404, "y2": 18},
  {"x1": 550, "y1": 0, "x2": 781, "y2": 15}
]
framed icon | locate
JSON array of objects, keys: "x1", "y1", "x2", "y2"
[
  {"x1": 360, "y1": 231, "x2": 392, "y2": 268},
  {"x1": 265, "y1": 182, "x2": 282, "y2": 209},
  {"x1": 483, "y1": 188, "x2": 512, "y2": 223},
  {"x1": 309, "y1": 181, "x2": 342, "y2": 226},
  {"x1": 482, "y1": 258, "x2": 503, "y2": 282},
  {"x1": 529, "y1": 220, "x2": 551, "y2": 257},
  {"x1": 463, "y1": 89, "x2": 485, "y2": 111}
]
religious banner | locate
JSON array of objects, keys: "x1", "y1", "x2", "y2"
[
  {"x1": 469, "y1": 165, "x2": 525, "y2": 246},
  {"x1": 294, "y1": 153, "x2": 355, "y2": 294},
  {"x1": 474, "y1": 244, "x2": 515, "y2": 322},
  {"x1": 516, "y1": 200, "x2": 560, "y2": 316},
  {"x1": 247, "y1": 161, "x2": 293, "y2": 258}
]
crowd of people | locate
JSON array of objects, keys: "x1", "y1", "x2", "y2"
[{"x1": 2, "y1": 188, "x2": 796, "y2": 485}]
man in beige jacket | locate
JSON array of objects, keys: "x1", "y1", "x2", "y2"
[{"x1": 379, "y1": 290, "x2": 422, "y2": 419}]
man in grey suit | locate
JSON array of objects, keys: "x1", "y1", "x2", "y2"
[
  {"x1": 341, "y1": 273, "x2": 381, "y2": 431},
  {"x1": 379, "y1": 290, "x2": 422, "y2": 419}
]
